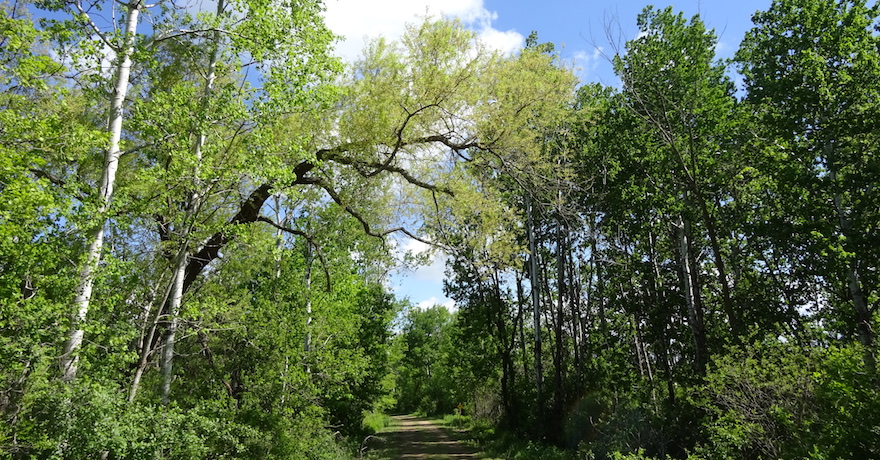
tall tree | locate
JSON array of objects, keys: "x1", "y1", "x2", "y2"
[
  {"x1": 51, "y1": 0, "x2": 143, "y2": 382},
  {"x1": 614, "y1": 6, "x2": 741, "y2": 371},
  {"x1": 737, "y1": 0, "x2": 880, "y2": 367}
]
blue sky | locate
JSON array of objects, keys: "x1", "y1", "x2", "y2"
[
  {"x1": 324, "y1": 0, "x2": 775, "y2": 84},
  {"x1": 483, "y1": 0, "x2": 773, "y2": 85},
  {"x1": 321, "y1": 0, "x2": 774, "y2": 310}
]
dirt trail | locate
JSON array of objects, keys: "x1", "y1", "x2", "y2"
[{"x1": 373, "y1": 414, "x2": 482, "y2": 459}]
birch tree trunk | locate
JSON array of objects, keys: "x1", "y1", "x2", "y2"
[
  {"x1": 161, "y1": 248, "x2": 187, "y2": 404},
  {"x1": 304, "y1": 245, "x2": 313, "y2": 353},
  {"x1": 552, "y1": 217, "x2": 566, "y2": 422},
  {"x1": 829, "y1": 163, "x2": 875, "y2": 372},
  {"x1": 60, "y1": 1, "x2": 141, "y2": 382},
  {"x1": 515, "y1": 274, "x2": 531, "y2": 380},
  {"x1": 159, "y1": 0, "x2": 223, "y2": 402}
]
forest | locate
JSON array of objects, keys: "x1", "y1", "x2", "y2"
[{"x1": 1, "y1": 0, "x2": 878, "y2": 458}]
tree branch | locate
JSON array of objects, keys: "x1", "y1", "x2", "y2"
[
  {"x1": 322, "y1": 152, "x2": 455, "y2": 196},
  {"x1": 29, "y1": 168, "x2": 90, "y2": 201},
  {"x1": 69, "y1": 0, "x2": 115, "y2": 51},
  {"x1": 180, "y1": 133, "x2": 473, "y2": 294},
  {"x1": 256, "y1": 215, "x2": 332, "y2": 292},
  {"x1": 147, "y1": 27, "x2": 246, "y2": 48},
  {"x1": 307, "y1": 175, "x2": 441, "y2": 250},
  {"x1": 183, "y1": 183, "x2": 273, "y2": 292}
]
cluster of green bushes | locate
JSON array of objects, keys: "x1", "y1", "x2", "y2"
[{"x1": 431, "y1": 339, "x2": 879, "y2": 459}]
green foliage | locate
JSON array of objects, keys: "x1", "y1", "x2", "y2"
[
  {"x1": 393, "y1": 305, "x2": 459, "y2": 415},
  {"x1": 4, "y1": 0, "x2": 880, "y2": 458},
  {"x1": 428, "y1": 2, "x2": 880, "y2": 459},
  {"x1": 694, "y1": 338, "x2": 880, "y2": 459},
  {"x1": 736, "y1": 0, "x2": 880, "y2": 349},
  {"x1": 467, "y1": 421, "x2": 576, "y2": 460},
  {"x1": 7, "y1": 374, "x2": 353, "y2": 459}
]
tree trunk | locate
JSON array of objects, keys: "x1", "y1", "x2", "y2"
[
  {"x1": 830, "y1": 164, "x2": 876, "y2": 372},
  {"x1": 161, "y1": 250, "x2": 187, "y2": 404},
  {"x1": 676, "y1": 214, "x2": 708, "y2": 374},
  {"x1": 304, "y1": 237, "x2": 313, "y2": 372},
  {"x1": 693, "y1": 193, "x2": 740, "y2": 337},
  {"x1": 648, "y1": 227, "x2": 676, "y2": 405},
  {"x1": 570, "y1": 253, "x2": 583, "y2": 381},
  {"x1": 553, "y1": 218, "x2": 566, "y2": 424},
  {"x1": 61, "y1": 1, "x2": 141, "y2": 382},
  {"x1": 490, "y1": 273, "x2": 516, "y2": 429},
  {"x1": 128, "y1": 278, "x2": 171, "y2": 402},
  {"x1": 515, "y1": 274, "x2": 531, "y2": 381},
  {"x1": 159, "y1": 2, "x2": 223, "y2": 402},
  {"x1": 526, "y1": 195, "x2": 543, "y2": 404}
]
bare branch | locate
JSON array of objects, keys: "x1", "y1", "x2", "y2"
[
  {"x1": 256, "y1": 216, "x2": 332, "y2": 292},
  {"x1": 147, "y1": 27, "x2": 245, "y2": 47},
  {"x1": 322, "y1": 151, "x2": 455, "y2": 196},
  {"x1": 306, "y1": 176, "x2": 440, "y2": 251}
]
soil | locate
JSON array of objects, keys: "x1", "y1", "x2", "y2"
[{"x1": 369, "y1": 414, "x2": 483, "y2": 459}]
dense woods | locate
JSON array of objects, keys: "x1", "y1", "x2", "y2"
[{"x1": 1, "y1": 0, "x2": 879, "y2": 458}]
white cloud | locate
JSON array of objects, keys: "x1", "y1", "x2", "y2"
[
  {"x1": 412, "y1": 251, "x2": 447, "y2": 282},
  {"x1": 478, "y1": 27, "x2": 525, "y2": 55},
  {"x1": 572, "y1": 46, "x2": 604, "y2": 79},
  {"x1": 322, "y1": 0, "x2": 524, "y2": 61},
  {"x1": 416, "y1": 296, "x2": 457, "y2": 311},
  {"x1": 395, "y1": 236, "x2": 447, "y2": 283},
  {"x1": 402, "y1": 237, "x2": 431, "y2": 255}
]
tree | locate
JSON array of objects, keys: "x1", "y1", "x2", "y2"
[
  {"x1": 0, "y1": 4, "x2": 108, "y2": 447},
  {"x1": 34, "y1": 0, "x2": 340, "y2": 383},
  {"x1": 49, "y1": 0, "x2": 144, "y2": 381},
  {"x1": 737, "y1": 0, "x2": 880, "y2": 368},
  {"x1": 614, "y1": 6, "x2": 742, "y2": 372},
  {"x1": 393, "y1": 305, "x2": 456, "y2": 414}
]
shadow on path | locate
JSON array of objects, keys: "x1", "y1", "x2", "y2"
[{"x1": 372, "y1": 414, "x2": 481, "y2": 459}]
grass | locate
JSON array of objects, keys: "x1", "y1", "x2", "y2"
[
  {"x1": 362, "y1": 410, "x2": 395, "y2": 434},
  {"x1": 434, "y1": 414, "x2": 577, "y2": 460},
  {"x1": 359, "y1": 412, "x2": 397, "y2": 459},
  {"x1": 437, "y1": 412, "x2": 470, "y2": 429},
  {"x1": 476, "y1": 432, "x2": 575, "y2": 460}
]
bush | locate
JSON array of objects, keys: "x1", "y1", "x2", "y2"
[
  {"x1": 362, "y1": 410, "x2": 393, "y2": 434},
  {"x1": 5, "y1": 375, "x2": 359, "y2": 459},
  {"x1": 695, "y1": 338, "x2": 880, "y2": 459}
]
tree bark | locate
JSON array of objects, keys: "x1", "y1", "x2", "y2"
[
  {"x1": 570, "y1": 252, "x2": 583, "y2": 381},
  {"x1": 552, "y1": 218, "x2": 566, "y2": 423},
  {"x1": 489, "y1": 272, "x2": 517, "y2": 430},
  {"x1": 676, "y1": 214, "x2": 708, "y2": 374},
  {"x1": 303, "y1": 231, "x2": 313, "y2": 375},
  {"x1": 526, "y1": 195, "x2": 543, "y2": 404},
  {"x1": 693, "y1": 189, "x2": 740, "y2": 337},
  {"x1": 829, "y1": 164, "x2": 875, "y2": 372},
  {"x1": 515, "y1": 274, "x2": 531, "y2": 382},
  {"x1": 647, "y1": 226, "x2": 676, "y2": 405},
  {"x1": 61, "y1": 0, "x2": 141, "y2": 382},
  {"x1": 160, "y1": 0, "x2": 222, "y2": 402},
  {"x1": 161, "y1": 250, "x2": 187, "y2": 404}
]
